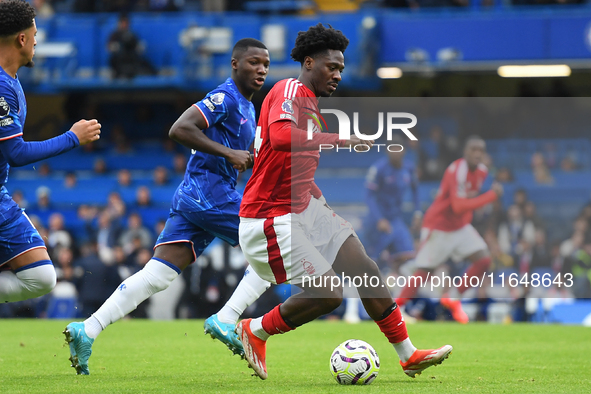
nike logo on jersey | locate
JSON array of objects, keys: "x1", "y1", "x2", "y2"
[{"x1": 240, "y1": 118, "x2": 248, "y2": 125}]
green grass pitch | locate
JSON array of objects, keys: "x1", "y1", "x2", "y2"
[{"x1": 1, "y1": 319, "x2": 590, "y2": 393}]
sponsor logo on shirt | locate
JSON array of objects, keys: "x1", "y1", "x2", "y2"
[
  {"x1": 0, "y1": 97, "x2": 10, "y2": 118},
  {"x1": 210, "y1": 92, "x2": 225, "y2": 105},
  {"x1": 203, "y1": 98, "x2": 215, "y2": 112}
]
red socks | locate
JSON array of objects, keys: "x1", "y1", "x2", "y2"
[
  {"x1": 458, "y1": 256, "x2": 491, "y2": 294},
  {"x1": 375, "y1": 304, "x2": 409, "y2": 344},
  {"x1": 261, "y1": 304, "x2": 295, "y2": 336},
  {"x1": 395, "y1": 269, "x2": 429, "y2": 307}
]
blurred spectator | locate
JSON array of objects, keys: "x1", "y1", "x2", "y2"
[
  {"x1": 162, "y1": 137, "x2": 177, "y2": 153},
  {"x1": 33, "y1": 0, "x2": 54, "y2": 18},
  {"x1": 12, "y1": 189, "x2": 28, "y2": 209},
  {"x1": 154, "y1": 219, "x2": 166, "y2": 236},
  {"x1": 513, "y1": 189, "x2": 528, "y2": 211},
  {"x1": 94, "y1": 157, "x2": 108, "y2": 175},
  {"x1": 419, "y1": 125, "x2": 455, "y2": 181},
  {"x1": 38, "y1": 162, "x2": 51, "y2": 177},
  {"x1": 135, "y1": 186, "x2": 152, "y2": 207},
  {"x1": 64, "y1": 172, "x2": 77, "y2": 188},
  {"x1": 559, "y1": 217, "x2": 588, "y2": 259},
  {"x1": 33, "y1": 186, "x2": 52, "y2": 211},
  {"x1": 495, "y1": 167, "x2": 514, "y2": 183},
  {"x1": 489, "y1": 237, "x2": 515, "y2": 272},
  {"x1": 498, "y1": 204, "x2": 536, "y2": 259},
  {"x1": 527, "y1": 229, "x2": 553, "y2": 272},
  {"x1": 54, "y1": 247, "x2": 75, "y2": 283},
  {"x1": 96, "y1": 209, "x2": 122, "y2": 264},
  {"x1": 107, "y1": 14, "x2": 157, "y2": 79},
  {"x1": 560, "y1": 156, "x2": 578, "y2": 172},
  {"x1": 531, "y1": 152, "x2": 554, "y2": 185},
  {"x1": 153, "y1": 166, "x2": 170, "y2": 186},
  {"x1": 524, "y1": 201, "x2": 544, "y2": 230},
  {"x1": 117, "y1": 169, "x2": 133, "y2": 187},
  {"x1": 47, "y1": 212, "x2": 74, "y2": 252},
  {"x1": 173, "y1": 153, "x2": 187, "y2": 175},
  {"x1": 107, "y1": 191, "x2": 127, "y2": 219},
  {"x1": 119, "y1": 212, "x2": 153, "y2": 255},
  {"x1": 565, "y1": 241, "x2": 591, "y2": 298},
  {"x1": 112, "y1": 124, "x2": 132, "y2": 154}
]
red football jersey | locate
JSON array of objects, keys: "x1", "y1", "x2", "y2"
[
  {"x1": 240, "y1": 78, "x2": 330, "y2": 218},
  {"x1": 422, "y1": 158, "x2": 495, "y2": 232}
]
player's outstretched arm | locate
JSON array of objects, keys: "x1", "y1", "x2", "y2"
[
  {"x1": 269, "y1": 120, "x2": 374, "y2": 152},
  {"x1": 450, "y1": 182, "x2": 502, "y2": 215},
  {"x1": 0, "y1": 119, "x2": 101, "y2": 167},
  {"x1": 169, "y1": 106, "x2": 250, "y2": 172}
]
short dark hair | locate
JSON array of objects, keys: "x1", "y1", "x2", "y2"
[
  {"x1": 464, "y1": 135, "x2": 485, "y2": 148},
  {"x1": 0, "y1": 0, "x2": 36, "y2": 38},
  {"x1": 290, "y1": 23, "x2": 349, "y2": 64},
  {"x1": 232, "y1": 38, "x2": 267, "y2": 59}
]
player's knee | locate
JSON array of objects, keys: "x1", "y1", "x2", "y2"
[
  {"x1": 323, "y1": 288, "x2": 344, "y2": 313},
  {"x1": 147, "y1": 275, "x2": 172, "y2": 293},
  {"x1": 39, "y1": 268, "x2": 57, "y2": 295},
  {"x1": 18, "y1": 264, "x2": 56, "y2": 298}
]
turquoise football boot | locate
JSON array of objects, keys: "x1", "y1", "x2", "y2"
[
  {"x1": 63, "y1": 322, "x2": 94, "y2": 375},
  {"x1": 204, "y1": 314, "x2": 244, "y2": 358}
]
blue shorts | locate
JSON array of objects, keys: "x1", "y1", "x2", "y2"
[
  {"x1": 155, "y1": 200, "x2": 240, "y2": 262},
  {"x1": 363, "y1": 216, "x2": 415, "y2": 262},
  {"x1": 0, "y1": 187, "x2": 46, "y2": 267}
]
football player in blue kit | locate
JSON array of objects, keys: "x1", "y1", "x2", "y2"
[
  {"x1": 363, "y1": 145, "x2": 421, "y2": 268},
  {"x1": 0, "y1": 1, "x2": 101, "y2": 303},
  {"x1": 64, "y1": 38, "x2": 271, "y2": 375}
]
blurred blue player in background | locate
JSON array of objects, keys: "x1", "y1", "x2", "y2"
[
  {"x1": 363, "y1": 143, "x2": 422, "y2": 270},
  {"x1": 344, "y1": 141, "x2": 421, "y2": 323}
]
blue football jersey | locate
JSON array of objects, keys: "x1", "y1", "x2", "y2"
[
  {"x1": 0, "y1": 66, "x2": 27, "y2": 186},
  {"x1": 174, "y1": 78, "x2": 256, "y2": 211},
  {"x1": 365, "y1": 157, "x2": 420, "y2": 222}
]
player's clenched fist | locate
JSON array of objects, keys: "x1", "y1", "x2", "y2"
[
  {"x1": 491, "y1": 181, "x2": 504, "y2": 198},
  {"x1": 227, "y1": 149, "x2": 252, "y2": 173},
  {"x1": 70, "y1": 119, "x2": 101, "y2": 145}
]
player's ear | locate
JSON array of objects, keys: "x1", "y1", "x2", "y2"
[
  {"x1": 231, "y1": 57, "x2": 239, "y2": 71},
  {"x1": 17, "y1": 32, "x2": 26, "y2": 48},
  {"x1": 304, "y1": 56, "x2": 314, "y2": 71}
]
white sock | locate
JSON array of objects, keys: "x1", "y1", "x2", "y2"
[
  {"x1": 90, "y1": 259, "x2": 179, "y2": 336},
  {"x1": 217, "y1": 265, "x2": 270, "y2": 325},
  {"x1": 84, "y1": 316, "x2": 103, "y2": 339},
  {"x1": 250, "y1": 316, "x2": 270, "y2": 341},
  {"x1": 0, "y1": 262, "x2": 56, "y2": 303},
  {"x1": 393, "y1": 338, "x2": 417, "y2": 363},
  {"x1": 344, "y1": 298, "x2": 360, "y2": 319}
]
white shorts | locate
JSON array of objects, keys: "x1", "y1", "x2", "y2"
[
  {"x1": 414, "y1": 224, "x2": 487, "y2": 269},
  {"x1": 238, "y1": 198, "x2": 356, "y2": 285}
]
